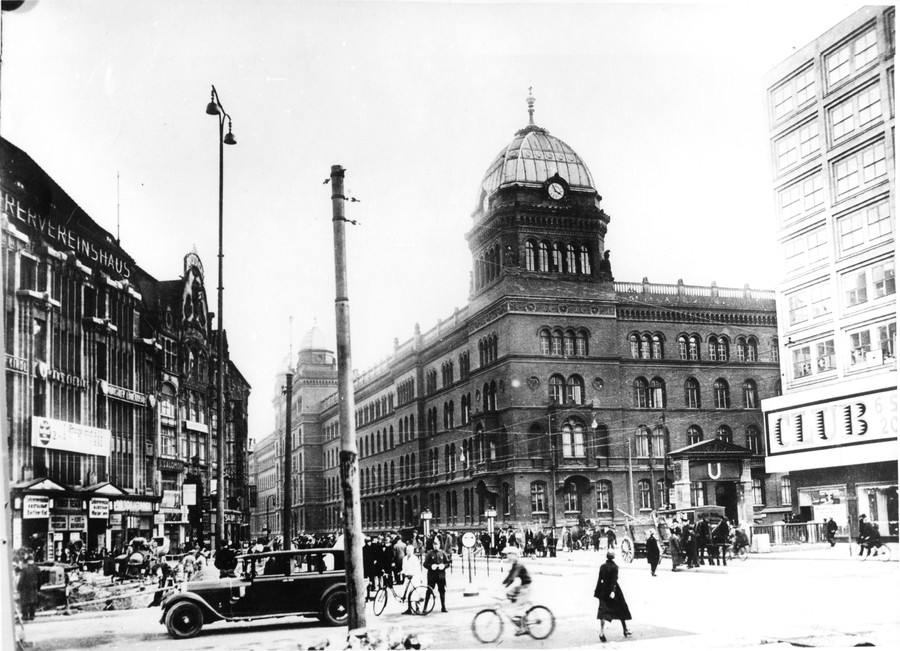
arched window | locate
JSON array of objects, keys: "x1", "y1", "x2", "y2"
[
  {"x1": 566, "y1": 374, "x2": 584, "y2": 404},
  {"x1": 629, "y1": 334, "x2": 640, "y2": 358},
  {"x1": 717, "y1": 336, "x2": 730, "y2": 361},
  {"x1": 687, "y1": 425, "x2": 703, "y2": 445},
  {"x1": 688, "y1": 335, "x2": 700, "y2": 360},
  {"x1": 525, "y1": 241, "x2": 536, "y2": 271},
  {"x1": 538, "y1": 242, "x2": 550, "y2": 272},
  {"x1": 575, "y1": 331, "x2": 588, "y2": 356},
  {"x1": 596, "y1": 481, "x2": 612, "y2": 512},
  {"x1": 652, "y1": 334, "x2": 663, "y2": 359},
  {"x1": 747, "y1": 337, "x2": 758, "y2": 362},
  {"x1": 746, "y1": 425, "x2": 762, "y2": 455},
  {"x1": 539, "y1": 328, "x2": 551, "y2": 355},
  {"x1": 713, "y1": 379, "x2": 730, "y2": 408},
  {"x1": 657, "y1": 479, "x2": 667, "y2": 509},
  {"x1": 595, "y1": 423, "x2": 610, "y2": 457},
  {"x1": 684, "y1": 377, "x2": 701, "y2": 408},
  {"x1": 651, "y1": 426, "x2": 666, "y2": 458},
  {"x1": 530, "y1": 481, "x2": 547, "y2": 513},
  {"x1": 566, "y1": 244, "x2": 577, "y2": 273},
  {"x1": 634, "y1": 426, "x2": 650, "y2": 457},
  {"x1": 736, "y1": 337, "x2": 748, "y2": 362},
  {"x1": 551, "y1": 329, "x2": 563, "y2": 355},
  {"x1": 561, "y1": 420, "x2": 585, "y2": 457},
  {"x1": 549, "y1": 374, "x2": 565, "y2": 404},
  {"x1": 563, "y1": 330, "x2": 575, "y2": 356},
  {"x1": 716, "y1": 424, "x2": 733, "y2": 443},
  {"x1": 633, "y1": 377, "x2": 649, "y2": 408},
  {"x1": 678, "y1": 335, "x2": 688, "y2": 360},
  {"x1": 638, "y1": 480, "x2": 652, "y2": 510},
  {"x1": 743, "y1": 379, "x2": 759, "y2": 409},
  {"x1": 579, "y1": 245, "x2": 591, "y2": 275},
  {"x1": 551, "y1": 243, "x2": 564, "y2": 272},
  {"x1": 564, "y1": 480, "x2": 581, "y2": 512},
  {"x1": 640, "y1": 335, "x2": 652, "y2": 359},
  {"x1": 649, "y1": 377, "x2": 666, "y2": 408}
]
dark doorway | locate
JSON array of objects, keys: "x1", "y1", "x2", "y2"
[{"x1": 714, "y1": 482, "x2": 738, "y2": 523}]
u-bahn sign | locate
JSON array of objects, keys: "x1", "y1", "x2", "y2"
[{"x1": 689, "y1": 461, "x2": 741, "y2": 482}]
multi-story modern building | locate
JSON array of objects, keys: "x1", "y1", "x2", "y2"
[
  {"x1": 258, "y1": 96, "x2": 783, "y2": 538},
  {"x1": 761, "y1": 6, "x2": 897, "y2": 538},
  {"x1": 2, "y1": 136, "x2": 252, "y2": 558}
]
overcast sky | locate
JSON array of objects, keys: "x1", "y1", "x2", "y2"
[{"x1": 1, "y1": 0, "x2": 863, "y2": 442}]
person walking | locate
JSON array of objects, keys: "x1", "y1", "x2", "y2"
[
  {"x1": 605, "y1": 526, "x2": 617, "y2": 550},
  {"x1": 17, "y1": 554, "x2": 42, "y2": 621},
  {"x1": 696, "y1": 515, "x2": 710, "y2": 565},
  {"x1": 593, "y1": 550, "x2": 632, "y2": 642},
  {"x1": 683, "y1": 525, "x2": 699, "y2": 568},
  {"x1": 645, "y1": 530, "x2": 661, "y2": 577},
  {"x1": 668, "y1": 527, "x2": 684, "y2": 571},
  {"x1": 423, "y1": 538, "x2": 451, "y2": 613},
  {"x1": 824, "y1": 518, "x2": 838, "y2": 547},
  {"x1": 857, "y1": 514, "x2": 871, "y2": 556}
]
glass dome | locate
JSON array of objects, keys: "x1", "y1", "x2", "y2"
[{"x1": 478, "y1": 124, "x2": 596, "y2": 203}]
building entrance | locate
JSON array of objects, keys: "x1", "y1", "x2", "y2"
[{"x1": 714, "y1": 482, "x2": 738, "y2": 524}]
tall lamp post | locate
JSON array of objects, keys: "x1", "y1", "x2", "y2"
[{"x1": 206, "y1": 85, "x2": 236, "y2": 549}]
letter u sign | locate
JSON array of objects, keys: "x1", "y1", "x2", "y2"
[{"x1": 707, "y1": 463, "x2": 722, "y2": 479}]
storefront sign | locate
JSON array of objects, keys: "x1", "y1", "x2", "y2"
[
  {"x1": 89, "y1": 498, "x2": 110, "y2": 519},
  {"x1": 2, "y1": 191, "x2": 133, "y2": 279},
  {"x1": 5, "y1": 354, "x2": 28, "y2": 374},
  {"x1": 31, "y1": 416, "x2": 111, "y2": 457},
  {"x1": 98, "y1": 381, "x2": 146, "y2": 405},
  {"x1": 162, "y1": 490, "x2": 181, "y2": 508},
  {"x1": 112, "y1": 499, "x2": 154, "y2": 513},
  {"x1": 68, "y1": 515, "x2": 86, "y2": 530},
  {"x1": 182, "y1": 484, "x2": 197, "y2": 506},
  {"x1": 766, "y1": 387, "x2": 898, "y2": 472},
  {"x1": 50, "y1": 515, "x2": 68, "y2": 530},
  {"x1": 689, "y1": 461, "x2": 742, "y2": 481},
  {"x1": 154, "y1": 514, "x2": 166, "y2": 525},
  {"x1": 109, "y1": 513, "x2": 123, "y2": 527},
  {"x1": 38, "y1": 364, "x2": 90, "y2": 390},
  {"x1": 22, "y1": 495, "x2": 50, "y2": 519}
]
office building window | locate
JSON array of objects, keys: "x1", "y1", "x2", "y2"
[
  {"x1": 752, "y1": 478, "x2": 765, "y2": 506},
  {"x1": 826, "y1": 26, "x2": 878, "y2": 87},
  {"x1": 597, "y1": 481, "x2": 612, "y2": 512},
  {"x1": 687, "y1": 425, "x2": 703, "y2": 445},
  {"x1": 530, "y1": 482, "x2": 546, "y2": 513},
  {"x1": 691, "y1": 481, "x2": 706, "y2": 507},
  {"x1": 638, "y1": 480, "x2": 651, "y2": 510},
  {"x1": 746, "y1": 426, "x2": 763, "y2": 455},
  {"x1": 772, "y1": 66, "x2": 815, "y2": 120},
  {"x1": 561, "y1": 421, "x2": 585, "y2": 458},
  {"x1": 780, "y1": 476, "x2": 793, "y2": 505},
  {"x1": 742, "y1": 380, "x2": 758, "y2": 409},
  {"x1": 634, "y1": 427, "x2": 650, "y2": 457},
  {"x1": 713, "y1": 379, "x2": 730, "y2": 409},
  {"x1": 684, "y1": 378, "x2": 701, "y2": 409}
]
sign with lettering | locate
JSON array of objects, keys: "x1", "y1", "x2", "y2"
[
  {"x1": 50, "y1": 515, "x2": 68, "y2": 530},
  {"x1": 98, "y1": 381, "x2": 146, "y2": 405},
  {"x1": 109, "y1": 513, "x2": 123, "y2": 527},
  {"x1": 89, "y1": 498, "x2": 110, "y2": 519},
  {"x1": 5, "y1": 354, "x2": 28, "y2": 374},
  {"x1": 182, "y1": 484, "x2": 197, "y2": 506},
  {"x1": 766, "y1": 387, "x2": 897, "y2": 472},
  {"x1": 68, "y1": 515, "x2": 87, "y2": 530},
  {"x1": 689, "y1": 461, "x2": 741, "y2": 482},
  {"x1": 112, "y1": 499, "x2": 154, "y2": 513},
  {"x1": 31, "y1": 416, "x2": 111, "y2": 457},
  {"x1": 22, "y1": 495, "x2": 49, "y2": 519},
  {"x1": 2, "y1": 191, "x2": 133, "y2": 279}
]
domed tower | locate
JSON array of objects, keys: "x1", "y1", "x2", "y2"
[{"x1": 467, "y1": 92, "x2": 612, "y2": 307}]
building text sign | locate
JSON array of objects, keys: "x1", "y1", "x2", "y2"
[
  {"x1": 89, "y1": 498, "x2": 110, "y2": 519},
  {"x1": 31, "y1": 416, "x2": 110, "y2": 457},
  {"x1": 688, "y1": 461, "x2": 741, "y2": 482},
  {"x1": 22, "y1": 495, "x2": 49, "y2": 519},
  {"x1": 765, "y1": 387, "x2": 897, "y2": 472}
]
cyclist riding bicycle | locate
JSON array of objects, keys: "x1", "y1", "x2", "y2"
[
  {"x1": 732, "y1": 526, "x2": 749, "y2": 553},
  {"x1": 501, "y1": 546, "x2": 532, "y2": 636}
]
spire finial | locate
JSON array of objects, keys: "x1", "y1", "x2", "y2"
[{"x1": 526, "y1": 87, "x2": 535, "y2": 125}]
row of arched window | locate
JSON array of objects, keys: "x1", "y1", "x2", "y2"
[
  {"x1": 359, "y1": 487, "x2": 493, "y2": 529},
  {"x1": 355, "y1": 394, "x2": 394, "y2": 428},
  {"x1": 632, "y1": 377, "x2": 759, "y2": 409},
  {"x1": 539, "y1": 328, "x2": 589, "y2": 356},
  {"x1": 630, "y1": 333, "x2": 768, "y2": 362},
  {"x1": 478, "y1": 333, "x2": 498, "y2": 366},
  {"x1": 473, "y1": 243, "x2": 503, "y2": 289},
  {"x1": 525, "y1": 240, "x2": 592, "y2": 275}
]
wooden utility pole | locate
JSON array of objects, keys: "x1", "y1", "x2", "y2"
[
  {"x1": 330, "y1": 165, "x2": 366, "y2": 629},
  {"x1": 283, "y1": 372, "x2": 293, "y2": 547}
]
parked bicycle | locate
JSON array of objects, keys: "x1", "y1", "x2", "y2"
[
  {"x1": 372, "y1": 577, "x2": 435, "y2": 616},
  {"x1": 472, "y1": 594, "x2": 555, "y2": 643}
]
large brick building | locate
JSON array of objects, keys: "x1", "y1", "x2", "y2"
[
  {"x1": 260, "y1": 97, "x2": 782, "y2": 538},
  {"x1": 3, "y1": 136, "x2": 251, "y2": 558}
]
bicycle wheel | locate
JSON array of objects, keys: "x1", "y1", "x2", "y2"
[
  {"x1": 524, "y1": 605, "x2": 555, "y2": 640},
  {"x1": 620, "y1": 539, "x2": 634, "y2": 564},
  {"x1": 372, "y1": 587, "x2": 388, "y2": 616},
  {"x1": 409, "y1": 585, "x2": 435, "y2": 615},
  {"x1": 736, "y1": 546, "x2": 749, "y2": 561},
  {"x1": 472, "y1": 608, "x2": 503, "y2": 643},
  {"x1": 874, "y1": 544, "x2": 892, "y2": 562}
]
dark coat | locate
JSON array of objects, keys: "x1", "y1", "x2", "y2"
[
  {"x1": 423, "y1": 549, "x2": 451, "y2": 581},
  {"x1": 645, "y1": 536, "x2": 661, "y2": 564},
  {"x1": 17, "y1": 563, "x2": 41, "y2": 605},
  {"x1": 594, "y1": 559, "x2": 631, "y2": 622}
]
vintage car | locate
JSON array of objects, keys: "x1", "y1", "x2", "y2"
[{"x1": 159, "y1": 548, "x2": 347, "y2": 638}]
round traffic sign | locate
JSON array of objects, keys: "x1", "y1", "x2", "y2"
[{"x1": 462, "y1": 532, "x2": 476, "y2": 548}]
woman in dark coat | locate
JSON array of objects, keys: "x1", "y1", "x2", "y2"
[
  {"x1": 645, "y1": 530, "x2": 661, "y2": 577},
  {"x1": 593, "y1": 551, "x2": 632, "y2": 642}
]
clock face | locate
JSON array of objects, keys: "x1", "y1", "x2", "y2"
[{"x1": 548, "y1": 182, "x2": 565, "y2": 200}]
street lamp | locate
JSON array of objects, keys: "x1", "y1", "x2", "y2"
[
  {"x1": 266, "y1": 495, "x2": 276, "y2": 540},
  {"x1": 206, "y1": 85, "x2": 237, "y2": 549},
  {"x1": 420, "y1": 508, "x2": 432, "y2": 539}
]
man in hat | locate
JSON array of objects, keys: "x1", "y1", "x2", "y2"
[
  {"x1": 857, "y1": 514, "x2": 871, "y2": 556},
  {"x1": 645, "y1": 530, "x2": 661, "y2": 576},
  {"x1": 17, "y1": 554, "x2": 42, "y2": 621},
  {"x1": 501, "y1": 546, "x2": 532, "y2": 635}
]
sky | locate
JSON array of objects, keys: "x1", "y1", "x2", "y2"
[{"x1": 0, "y1": 0, "x2": 865, "y2": 442}]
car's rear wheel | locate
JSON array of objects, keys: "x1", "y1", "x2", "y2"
[
  {"x1": 320, "y1": 589, "x2": 349, "y2": 626},
  {"x1": 165, "y1": 601, "x2": 204, "y2": 639}
]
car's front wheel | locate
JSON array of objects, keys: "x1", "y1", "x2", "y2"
[
  {"x1": 165, "y1": 601, "x2": 204, "y2": 639},
  {"x1": 320, "y1": 590, "x2": 348, "y2": 626}
]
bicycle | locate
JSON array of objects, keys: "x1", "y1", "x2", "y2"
[
  {"x1": 372, "y1": 577, "x2": 435, "y2": 616},
  {"x1": 472, "y1": 594, "x2": 555, "y2": 643},
  {"x1": 860, "y1": 541, "x2": 893, "y2": 562},
  {"x1": 724, "y1": 543, "x2": 749, "y2": 562}
]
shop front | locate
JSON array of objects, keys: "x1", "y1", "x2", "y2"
[{"x1": 109, "y1": 497, "x2": 160, "y2": 553}]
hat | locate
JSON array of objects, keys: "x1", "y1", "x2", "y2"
[
  {"x1": 860, "y1": 514, "x2": 867, "y2": 519},
  {"x1": 606, "y1": 550, "x2": 616, "y2": 559}
]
